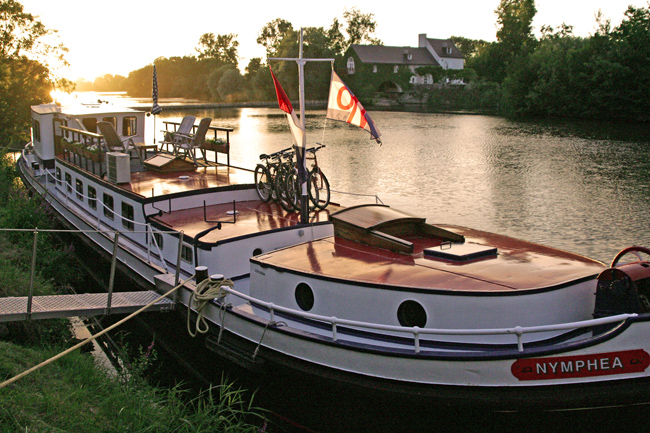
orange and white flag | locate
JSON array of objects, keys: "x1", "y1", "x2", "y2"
[{"x1": 326, "y1": 70, "x2": 381, "y2": 144}]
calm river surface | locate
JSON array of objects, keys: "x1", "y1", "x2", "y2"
[{"x1": 156, "y1": 107, "x2": 650, "y2": 264}]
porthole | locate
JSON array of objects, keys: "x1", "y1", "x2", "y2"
[
  {"x1": 397, "y1": 300, "x2": 427, "y2": 328},
  {"x1": 253, "y1": 248, "x2": 263, "y2": 256},
  {"x1": 295, "y1": 283, "x2": 314, "y2": 311}
]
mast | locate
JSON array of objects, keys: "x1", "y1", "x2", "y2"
[{"x1": 269, "y1": 28, "x2": 334, "y2": 224}]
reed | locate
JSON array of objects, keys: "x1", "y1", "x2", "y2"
[{"x1": 0, "y1": 342, "x2": 266, "y2": 432}]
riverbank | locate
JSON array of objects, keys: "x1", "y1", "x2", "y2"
[{"x1": 0, "y1": 152, "x2": 267, "y2": 432}]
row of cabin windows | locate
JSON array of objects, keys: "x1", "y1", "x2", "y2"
[
  {"x1": 55, "y1": 167, "x2": 134, "y2": 231},
  {"x1": 81, "y1": 116, "x2": 137, "y2": 136},
  {"x1": 54, "y1": 167, "x2": 195, "y2": 266}
]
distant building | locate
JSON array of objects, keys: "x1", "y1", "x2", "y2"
[{"x1": 344, "y1": 34, "x2": 464, "y2": 86}]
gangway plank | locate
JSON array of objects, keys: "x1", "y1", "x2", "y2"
[{"x1": 0, "y1": 291, "x2": 174, "y2": 322}]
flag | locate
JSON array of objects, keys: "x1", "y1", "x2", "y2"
[
  {"x1": 151, "y1": 65, "x2": 162, "y2": 115},
  {"x1": 270, "y1": 66, "x2": 304, "y2": 147},
  {"x1": 327, "y1": 70, "x2": 381, "y2": 144}
]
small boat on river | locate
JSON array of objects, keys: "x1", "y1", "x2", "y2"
[{"x1": 17, "y1": 62, "x2": 650, "y2": 413}]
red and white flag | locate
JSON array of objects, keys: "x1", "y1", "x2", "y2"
[
  {"x1": 270, "y1": 66, "x2": 304, "y2": 147},
  {"x1": 327, "y1": 70, "x2": 381, "y2": 144}
]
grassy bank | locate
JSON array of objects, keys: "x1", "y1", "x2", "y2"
[{"x1": 0, "y1": 151, "x2": 267, "y2": 431}]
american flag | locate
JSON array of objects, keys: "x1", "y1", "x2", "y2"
[{"x1": 151, "y1": 65, "x2": 162, "y2": 115}]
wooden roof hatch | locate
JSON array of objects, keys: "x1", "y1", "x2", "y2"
[{"x1": 329, "y1": 204, "x2": 465, "y2": 254}]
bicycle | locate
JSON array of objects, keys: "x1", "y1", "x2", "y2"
[{"x1": 254, "y1": 147, "x2": 290, "y2": 202}]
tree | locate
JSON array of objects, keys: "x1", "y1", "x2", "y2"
[
  {"x1": 342, "y1": 7, "x2": 381, "y2": 47},
  {"x1": 217, "y1": 68, "x2": 246, "y2": 102},
  {"x1": 327, "y1": 8, "x2": 381, "y2": 57},
  {"x1": 450, "y1": 36, "x2": 490, "y2": 58},
  {"x1": 257, "y1": 18, "x2": 294, "y2": 59},
  {"x1": 0, "y1": 0, "x2": 70, "y2": 145},
  {"x1": 196, "y1": 33, "x2": 239, "y2": 65},
  {"x1": 495, "y1": 0, "x2": 537, "y2": 55}
]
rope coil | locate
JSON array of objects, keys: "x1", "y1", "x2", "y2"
[{"x1": 187, "y1": 276, "x2": 233, "y2": 337}]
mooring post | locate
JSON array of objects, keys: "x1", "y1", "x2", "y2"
[
  {"x1": 106, "y1": 231, "x2": 120, "y2": 315},
  {"x1": 27, "y1": 228, "x2": 38, "y2": 319}
]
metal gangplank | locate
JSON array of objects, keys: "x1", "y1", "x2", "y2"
[
  {"x1": 0, "y1": 291, "x2": 174, "y2": 323},
  {"x1": 0, "y1": 227, "x2": 179, "y2": 323}
]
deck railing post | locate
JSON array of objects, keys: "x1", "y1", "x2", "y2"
[
  {"x1": 106, "y1": 231, "x2": 120, "y2": 315},
  {"x1": 27, "y1": 228, "x2": 38, "y2": 319},
  {"x1": 174, "y1": 232, "x2": 184, "y2": 286}
]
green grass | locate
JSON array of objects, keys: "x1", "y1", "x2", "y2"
[{"x1": 0, "y1": 342, "x2": 266, "y2": 432}]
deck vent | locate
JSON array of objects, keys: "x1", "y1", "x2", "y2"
[
  {"x1": 424, "y1": 243, "x2": 497, "y2": 262},
  {"x1": 106, "y1": 152, "x2": 130, "y2": 184}
]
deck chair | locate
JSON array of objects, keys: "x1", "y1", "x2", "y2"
[
  {"x1": 175, "y1": 118, "x2": 212, "y2": 165},
  {"x1": 159, "y1": 115, "x2": 196, "y2": 153},
  {"x1": 97, "y1": 121, "x2": 139, "y2": 161}
]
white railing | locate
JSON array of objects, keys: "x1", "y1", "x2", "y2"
[{"x1": 217, "y1": 285, "x2": 637, "y2": 353}]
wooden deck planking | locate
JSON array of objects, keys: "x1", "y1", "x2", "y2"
[{"x1": 152, "y1": 200, "x2": 343, "y2": 243}]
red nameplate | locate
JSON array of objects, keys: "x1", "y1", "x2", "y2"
[{"x1": 511, "y1": 349, "x2": 650, "y2": 381}]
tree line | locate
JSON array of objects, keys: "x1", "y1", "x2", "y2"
[
  {"x1": 76, "y1": 10, "x2": 381, "y2": 104},
  {"x1": 451, "y1": 0, "x2": 650, "y2": 122}
]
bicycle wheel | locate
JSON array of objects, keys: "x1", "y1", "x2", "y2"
[
  {"x1": 287, "y1": 171, "x2": 320, "y2": 212},
  {"x1": 311, "y1": 169, "x2": 330, "y2": 210},
  {"x1": 285, "y1": 171, "x2": 301, "y2": 211},
  {"x1": 254, "y1": 164, "x2": 272, "y2": 202},
  {"x1": 276, "y1": 165, "x2": 296, "y2": 212}
]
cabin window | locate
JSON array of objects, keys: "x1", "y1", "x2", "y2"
[
  {"x1": 65, "y1": 173, "x2": 72, "y2": 193},
  {"x1": 32, "y1": 119, "x2": 41, "y2": 142},
  {"x1": 75, "y1": 179, "x2": 83, "y2": 201},
  {"x1": 121, "y1": 202, "x2": 134, "y2": 231},
  {"x1": 397, "y1": 300, "x2": 427, "y2": 328},
  {"x1": 152, "y1": 232, "x2": 163, "y2": 250},
  {"x1": 181, "y1": 244, "x2": 193, "y2": 264},
  {"x1": 347, "y1": 57, "x2": 355, "y2": 74},
  {"x1": 102, "y1": 117, "x2": 117, "y2": 129},
  {"x1": 295, "y1": 283, "x2": 314, "y2": 311},
  {"x1": 103, "y1": 193, "x2": 114, "y2": 219},
  {"x1": 122, "y1": 116, "x2": 137, "y2": 136},
  {"x1": 88, "y1": 186, "x2": 97, "y2": 210}
]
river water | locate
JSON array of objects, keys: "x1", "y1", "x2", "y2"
[{"x1": 155, "y1": 107, "x2": 650, "y2": 264}]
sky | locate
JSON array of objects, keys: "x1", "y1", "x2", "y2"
[{"x1": 19, "y1": 0, "x2": 648, "y2": 81}]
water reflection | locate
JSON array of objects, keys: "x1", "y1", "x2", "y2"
[{"x1": 158, "y1": 108, "x2": 650, "y2": 263}]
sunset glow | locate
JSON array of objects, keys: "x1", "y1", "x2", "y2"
[{"x1": 19, "y1": 0, "x2": 648, "y2": 81}]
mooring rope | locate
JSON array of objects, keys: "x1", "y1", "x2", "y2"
[
  {"x1": 0, "y1": 275, "x2": 195, "y2": 389},
  {"x1": 187, "y1": 276, "x2": 233, "y2": 338}
]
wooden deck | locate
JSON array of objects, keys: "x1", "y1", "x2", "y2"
[
  {"x1": 254, "y1": 223, "x2": 606, "y2": 293},
  {"x1": 152, "y1": 200, "x2": 343, "y2": 244},
  {"x1": 124, "y1": 164, "x2": 254, "y2": 198}
]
